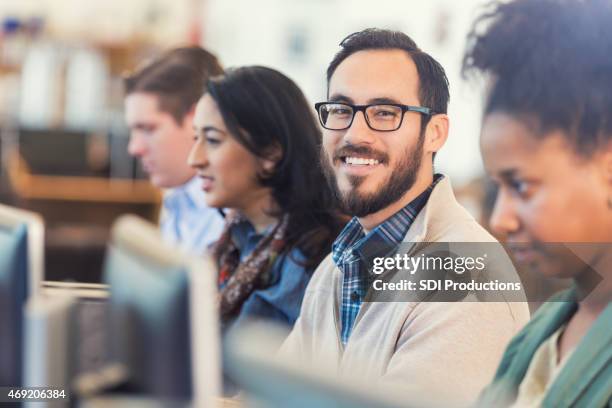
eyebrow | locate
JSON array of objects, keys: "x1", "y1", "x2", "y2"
[
  {"x1": 367, "y1": 97, "x2": 401, "y2": 105},
  {"x1": 327, "y1": 94, "x2": 402, "y2": 105},
  {"x1": 328, "y1": 93, "x2": 353, "y2": 104},
  {"x1": 130, "y1": 122, "x2": 155, "y2": 129},
  {"x1": 497, "y1": 168, "x2": 519, "y2": 181},
  {"x1": 193, "y1": 125, "x2": 226, "y2": 134}
]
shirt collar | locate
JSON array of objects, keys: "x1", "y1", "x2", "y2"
[
  {"x1": 230, "y1": 214, "x2": 281, "y2": 251},
  {"x1": 332, "y1": 174, "x2": 444, "y2": 269},
  {"x1": 163, "y1": 176, "x2": 209, "y2": 212}
]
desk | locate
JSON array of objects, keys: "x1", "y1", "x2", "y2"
[{"x1": 79, "y1": 395, "x2": 243, "y2": 407}]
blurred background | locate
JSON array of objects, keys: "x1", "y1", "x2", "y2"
[{"x1": 0, "y1": 0, "x2": 492, "y2": 285}]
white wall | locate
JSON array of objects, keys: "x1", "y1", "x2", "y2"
[
  {"x1": 1, "y1": 0, "x2": 491, "y2": 183},
  {"x1": 202, "y1": 0, "x2": 490, "y2": 185}
]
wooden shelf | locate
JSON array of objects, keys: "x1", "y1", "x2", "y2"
[{"x1": 6, "y1": 150, "x2": 161, "y2": 204}]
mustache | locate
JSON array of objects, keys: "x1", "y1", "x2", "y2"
[{"x1": 333, "y1": 143, "x2": 389, "y2": 164}]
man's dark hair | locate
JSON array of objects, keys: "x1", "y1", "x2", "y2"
[
  {"x1": 207, "y1": 66, "x2": 345, "y2": 269},
  {"x1": 124, "y1": 46, "x2": 223, "y2": 124},
  {"x1": 462, "y1": 0, "x2": 612, "y2": 157},
  {"x1": 326, "y1": 28, "x2": 450, "y2": 124}
]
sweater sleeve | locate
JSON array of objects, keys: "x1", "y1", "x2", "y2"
[
  {"x1": 277, "y1": 254, "x2": 339, "y2": 370},
  {"x1": 380, "y1": 301, "x2": 528, "y2": 407}
]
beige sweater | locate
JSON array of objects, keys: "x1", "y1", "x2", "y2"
[{"x1": 280, "y1": 177, "x2": 530, "y2": 407}]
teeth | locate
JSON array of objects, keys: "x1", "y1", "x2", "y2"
[{"x1": 345, "y1": 156, "x2": 380, "y2": 166}]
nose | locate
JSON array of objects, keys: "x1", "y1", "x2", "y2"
[
  {"x1": 342, "y1": 110, "x2": 377, "y2": 146},
  {"x1": 489, "y1": 189, "x2": 521, "y2": 237},
  {"x1": 187, "y1": 139, "x2": 208, "y2": 169},
  {"x1": 127, "y1": 133, "x2": 146, "y2": 157}
]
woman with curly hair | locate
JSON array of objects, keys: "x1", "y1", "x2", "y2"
[{"x1": 463, "y1": 0, "x2": 612, "y2": 406}]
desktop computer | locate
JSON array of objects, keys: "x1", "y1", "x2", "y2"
[
  {"x1": 101, "y1": 215, "x2": 220, "y2": 406},
  {"x1": 0, "y1": 221, "x2": 28, "y2": 387},
  {"x1": 22, "y1": 294, "x2": 76, "y2": 408},
  {"x1": 0, "y1": 204, "x2": 44, "y2": 387}
]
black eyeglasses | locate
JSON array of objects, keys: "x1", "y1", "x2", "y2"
[{"x1": 314, "y1": 102, "x2": 435, "y2": 132}]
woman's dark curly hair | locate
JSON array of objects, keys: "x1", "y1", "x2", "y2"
[{"x1": 462, "y1": 0, "x2": 612, "y2": 157}]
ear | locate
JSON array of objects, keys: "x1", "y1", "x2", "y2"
[
  {"x1": 424, "y1": 113, "x2": 449, "y2": 154},
  {"x1": 600, "y1": 142, "x2": 612, "y2": 186},
  {"x1": 260, "y1": 143, "x2": 283, "y2": 173},
  {"x1": 606, "y1": 142, "x2": 612, "y2": 174},
  {"x1": 261, "y1": 159, "x2": 275, "y2": 173},
  {"x1": 599, "y1": 145, "x2": 612, "y2": 210}
]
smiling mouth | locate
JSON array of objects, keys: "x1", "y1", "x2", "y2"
[{"x1": 339, "y1": 156, "x2": 382, "y2": 166}]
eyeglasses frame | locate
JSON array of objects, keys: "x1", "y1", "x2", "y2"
[{"x1": 314, "y1": 101, "x2": 436, "y2": 132}]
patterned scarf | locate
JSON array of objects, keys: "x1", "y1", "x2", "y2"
[{"x1": 213, "y1": 210, "x2": 289, "y2": 322}]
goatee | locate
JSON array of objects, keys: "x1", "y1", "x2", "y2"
[{"x1": 321, "y1": 134, "x2": 425, "y2": 218}]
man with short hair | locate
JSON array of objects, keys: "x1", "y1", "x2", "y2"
[
  {"x1": 281, "y1": 29, "x2": 529, "y2": 406},
  {"x1": 124, "y1": 46, "x2": 225, "y2": 254}
]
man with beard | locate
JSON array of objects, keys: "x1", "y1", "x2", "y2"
[{"x1": 279, "y1": 29, "x2": 529, "y2": 406}]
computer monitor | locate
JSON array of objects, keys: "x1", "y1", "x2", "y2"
[
  {"x1": 0, "y1": 204, "x2": 44, "y2": 297},
  {"x1": 102, "y1": 215, "x2": 220, "y2": 406},
  {"x1": 0, "y1": 204, "x2": 44, "y2": 387},
  {"x1": 23, "y1": 294, "x2": 76, "y2": 396}
]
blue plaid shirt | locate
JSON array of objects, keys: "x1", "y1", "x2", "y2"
[{"x1": 332, "y1": 175, "x2": 443, "y2": 345}]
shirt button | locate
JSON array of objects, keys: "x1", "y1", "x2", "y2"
[{"x1": 350, "y1": 291, "x2": 360, "y2": 302}]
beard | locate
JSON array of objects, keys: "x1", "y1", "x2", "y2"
[{"x1": 321, "y1": 133, "x2": 425, "y2": 218}]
